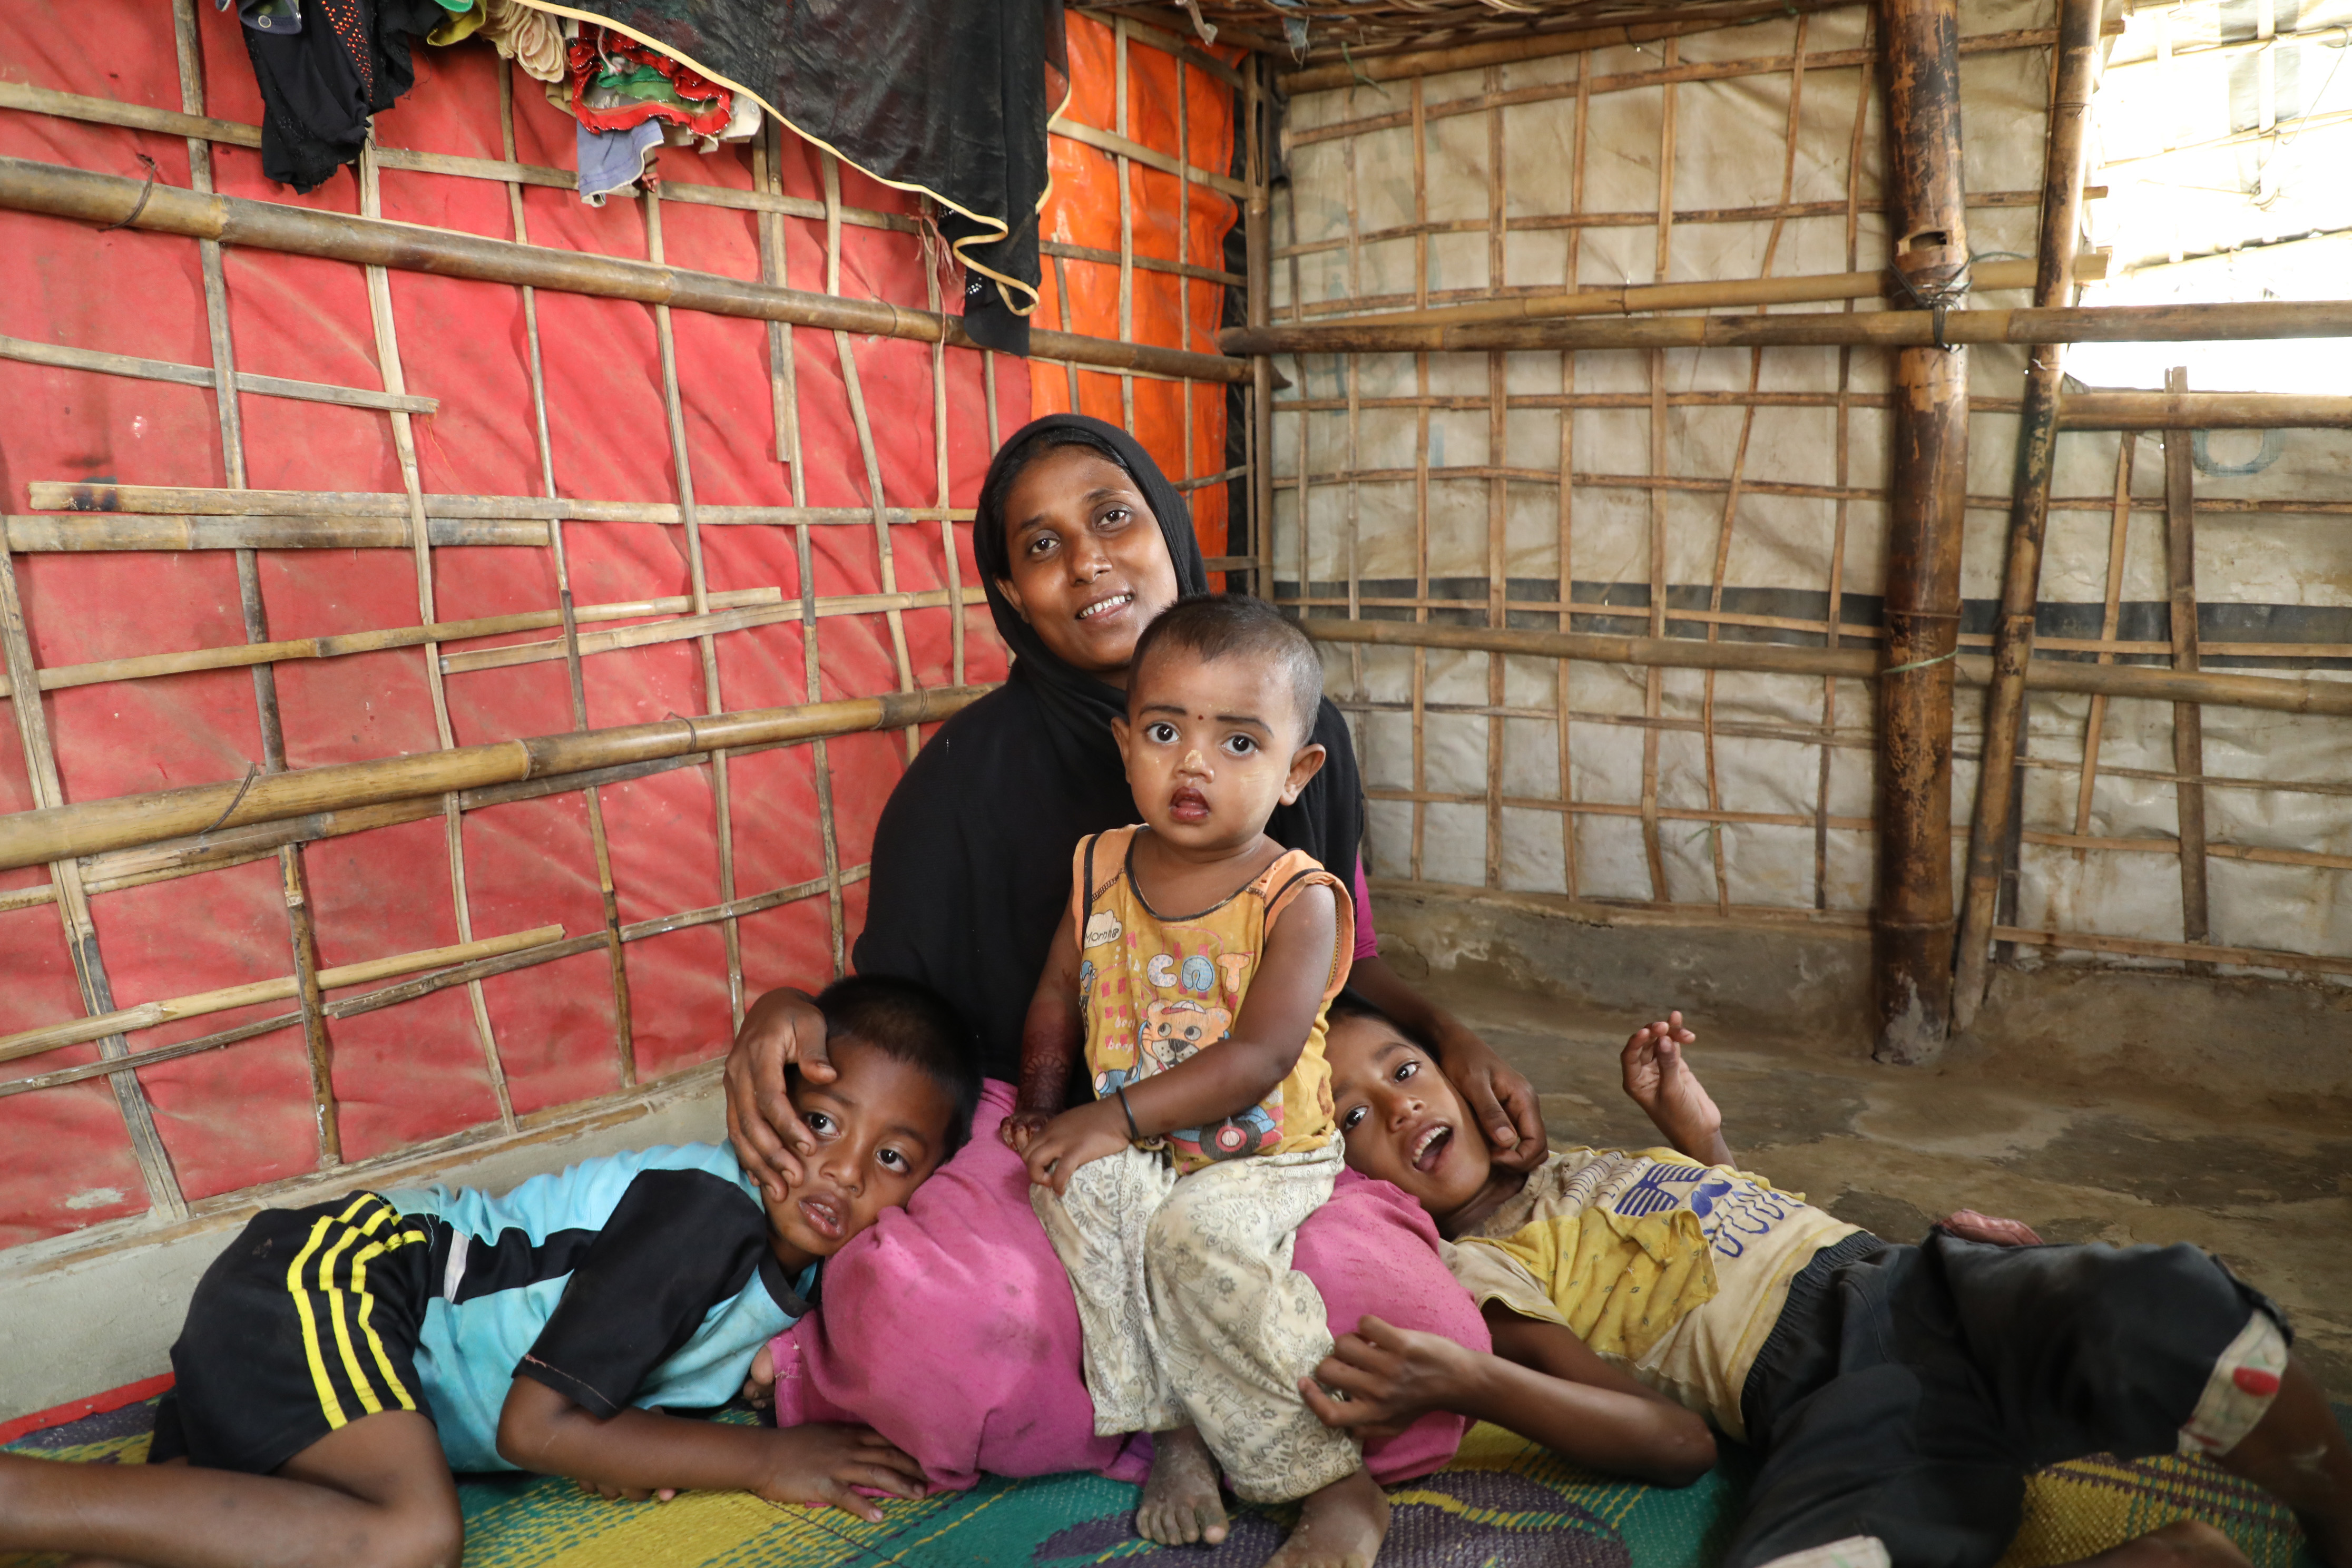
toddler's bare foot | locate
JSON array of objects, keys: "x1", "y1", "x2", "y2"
[
  {"x1": 1264, "y1": 1465, "x2": 1388, "y2": 1568},
  {"x1": 1136, "y1": 1424, "x2": 1228, "y2": 1546},
  {"x1": 2074, "y1": 1520, "x2": 2253, "y2": 1568}
]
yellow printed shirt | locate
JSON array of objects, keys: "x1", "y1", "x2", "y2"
[
  {"x1": 1072, "y1": 826, "x2": 1353, "y2": 1174},
  {"x1": 1446, "y1": 1148, "x2": 1857, "y2": 1439}
]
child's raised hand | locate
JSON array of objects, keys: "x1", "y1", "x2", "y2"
[
  {"x1": 752, "y1": 1423, "x2": 928, "y2": 1522},
  {"x1": 1022, "y1": 1100, "x2": 1132, "y2": 1193},
  {"x1": 1620, "y1": 1011, "x2": 1730, "y2": 1165}
]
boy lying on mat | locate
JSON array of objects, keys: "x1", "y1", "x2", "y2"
[
  {"x1": 0, "y1": 974, "x2": 978, "y2": 1568},
  {"x1": 1310, "y1": 995, "x2": 2352, "y2": 1568}
]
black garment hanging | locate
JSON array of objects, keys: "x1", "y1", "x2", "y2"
[
  {"x1": 533, "y1": 0, "x2": 1066, "y2": 351},
  {"x1": 851, "y1": 414, "x2": 1365, "y2": 1079},
  {"x1": 240, "y1": 0, "x2": 442, "y2": 193}
]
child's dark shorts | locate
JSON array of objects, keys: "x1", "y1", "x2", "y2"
[
  {"x1": 149, "y1": 1191, "x2": 437, "y2": 1475},
  {"x1": 1727, "y1": 1228, "x2": 2290, "y2": 1568}
]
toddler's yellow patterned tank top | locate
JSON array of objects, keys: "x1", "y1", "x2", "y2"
[{"x1": 1070, "y1": 826, "x2": 1352, "y2": 1174}]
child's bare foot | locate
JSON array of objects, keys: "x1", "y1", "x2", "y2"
[
  {"x1": 2074, "y1": 1520, "x2": 2253, "y2": 1568},
  {"x1": 1264, "y1": 1465, "x2": 1389, "y2": 1568},
  {"x1": 1136, "y1": 1424, "x2": 1228, "y2": 1546}
]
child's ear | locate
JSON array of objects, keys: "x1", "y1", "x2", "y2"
[
  {"x1": 1280, "y1": 741, "x2": 1327, "y2": 804},
  {"x1": 1112, "y1": 713, "x2": 1133, "y2": 761}
]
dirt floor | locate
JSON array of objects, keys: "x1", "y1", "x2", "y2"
[{"x1": 1429, "y1": 972, "x2": 2352, "y2": 1402}]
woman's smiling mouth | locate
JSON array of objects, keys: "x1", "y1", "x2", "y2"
[{"x1": 1075, "y1": 590, "x2": 1135, "y2": 622}]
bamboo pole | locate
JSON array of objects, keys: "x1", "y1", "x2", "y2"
[
  {"x1": 1236, "y1": 254, "x2": 2105, "y2": 334},
  {"x1": 1298, "y1": 619, "x2": 2352, "y2": 717},
  {"x1": 1217, "y1": 298, "x2": 2352, "y2": 356},
  {"x1": 1277, "y1": 0, "x2": 1860, "y2": 91},
  {"x1": 1247, "y1": 57, "x2": 1276, "y2": 600},
  {"x1": 0, "y1": 155, "x2": 1250, "y2": 386},
  {"x1": 2164, "y1": 366, "x2": 2214, "y2": 969},
  {"x1": 0, "y1": 685, "x2": 987, "y2": 873},
  {"x1": 25, "y1": 481, "x2": 971, "y2": 526},
  {"x1": 0, "y1": 927, "x2": 566, "y2": 1066},
  {"x1": 0, "y1": 332, "x2": 439, "y2": 415},
  {"x1": 1952, "y1": 0, "x2": 2101, "y2": 1032},
  {"x1": 2055, "y1": 390, "x2": 2352, "y2": 428},
  {"x1": 3, "y1": 515, "x2": 547, "y2": 551},
  {"x1": 1871, "y1": 0, "x2": 1971, "y2": 1065}
]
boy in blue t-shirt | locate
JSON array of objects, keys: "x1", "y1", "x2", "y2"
[{"x1": 0, "y1": 974, "x2": 981, "y2": 1568}]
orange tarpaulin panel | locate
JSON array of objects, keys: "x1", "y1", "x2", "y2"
[{"x1": 1034, "y1": 16, "x2": 1245, "y2": 563}]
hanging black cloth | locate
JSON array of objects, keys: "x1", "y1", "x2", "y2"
[
  {"x1": 538, "y1": 0, "x2": 1065, "y2": 352},
  {"x1": 240, "y1": 0, "x2": 443, "y2": 193},
  {"x1": 852, "y1": 414, "x2": 1366, "y2": 1078}
]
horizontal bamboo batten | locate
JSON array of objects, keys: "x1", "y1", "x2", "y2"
[
  {"x1": 0, "y1": 156, "x2": 1250, "y2": 387},
  {"x1": 0, "y1": 332, "x2": 438, "y2": 415},
  {"x1": 1, "y1": 514, "x2": 547, "y2": 551},
  {"x1": 1299, "y1": 619, "x2": 2352, "y2": 718},
  {"x1": 2054, "y1": 392, "x2": 2352, "y2": 430},
  {"x1": 1276, "y1": 0, "x2": 1863, "y2": 91},
  {"x1": 0, "y1": 684, "x2": 989, "y2": 873},
  {"x1": 25, "y1": 482, "x2": 974, "y2": 528},
  {"x1": 0, "y1": 926, "x2": 564, "y2": 1065},
  {"x1": 1221, "y1": 300, "x2": 2352, "y2": 356},
  {"x1": 0, "y1": 589, "x2": 783, "y2": 698},
  {"x1": 1271, "y1": 256, "x2": 2108, "y2": 332}
]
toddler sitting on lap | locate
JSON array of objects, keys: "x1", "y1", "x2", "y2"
[{"x1": 1005, "y1": 593, "x2": 1385, "y2": 1568}]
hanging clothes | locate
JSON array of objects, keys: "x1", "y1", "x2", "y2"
[
  {"x1": 575, "y1": 119, "x2": 663, "y2": 207},
  {"x1": 517, "y1": 0, "x2": 1067, "y2": 354},
  {"x1": 424, "y1": 0, "x2": 565, "y2": 81},
  {"x1": 239, "y1": 0, "x2": 445, "y2": 193},
  {"x1": 565, "y1": 28, "x2": 733, "y2": 142}
]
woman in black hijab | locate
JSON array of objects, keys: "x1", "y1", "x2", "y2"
[{"x1": 719, "y1": 414, "x2": 1543, "y2": 1496}]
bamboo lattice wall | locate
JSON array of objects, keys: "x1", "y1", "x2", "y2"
[
  {"x1": 0, "y1": 6, "x2": 1266, "y2": 1254},
  {"x1": 1263, "y1": 0, "x2": 2352, "y2": 985}
]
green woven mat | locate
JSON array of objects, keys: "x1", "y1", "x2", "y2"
[{"x1": 4, "y1": 1398, "x2": 2335, "y2": 1567}]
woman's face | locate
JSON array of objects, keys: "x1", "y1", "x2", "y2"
[{"x1": 993, "y1": 444, "x2": 1182, "y2": 687}]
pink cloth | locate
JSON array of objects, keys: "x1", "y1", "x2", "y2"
[
  {"x1": 770, "y1": 1079, "x2": 1486, "y2": 1492},
  {"x1": 1351, "y1": 854, "x2": 1379, "y2": 962}
]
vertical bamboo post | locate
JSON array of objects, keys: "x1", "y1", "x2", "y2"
[
  {"x1": 1246, "y1": 57, "x2": 1275, "y2": 600},
  {"x1": 1409, "y1": 75, "x2": 1431, "y2": 882},
  {"x1": 1114, "y1": 18, "x2": 1138, "y2": 436},
  {"x1": 1871, "y1": 0, "x2": 1971, "y2": 1064},
  {"x1": 2163, "y1": 365, "x2": 2212, "y2": 968},
  {"x1": 1952, "y1": 0, "x2": 2101, "y2": 1028},
  {"x1": 506, "y1": 63, "x2": 634, "y2": 1073},
  {"x1": 1559, "y1": 54, "x2": 1590, "y2": 900},
  {"x1": 1483, "y1": 67, "x2": 1507, "y2": 890},
  {"x1": 355, "y1": 145, "x2": 516, "y2": 1122},
  {"x1": 173, "y1": 0, "x2": 340, "y2": 1164}
]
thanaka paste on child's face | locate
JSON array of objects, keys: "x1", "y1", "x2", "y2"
[
  {"x1": 1113, "y1": 645, "x2": 1325, "y2": 858},
  {"x1": 763, "y1": 1040, "x2": 957, "y2": 1272},
  {"x1": 1325, "y1": 1012, "x2": 1495, "y2": 1222}
]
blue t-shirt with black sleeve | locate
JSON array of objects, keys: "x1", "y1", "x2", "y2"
[{"x1": 385, "y1": 1141, "x2": 810, "y2": 1472}]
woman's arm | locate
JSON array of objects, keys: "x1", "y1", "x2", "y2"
[
  {"x1": 495, "y1": 1378, "x2": 926, "y2": 1518},
  {"x1": 1003, "y1": 910, "x2": 1086, "y2": 1151},
  {"x1": 1301, "y1": 1310, "x2": 1716, "y2": 1488},
  {"x1": 1348, "y1": 955, "x2": 1550, "y2": 1173},
  {"x1": 1021, "y1": 884, "x2": 1337, "y2": 1192}
]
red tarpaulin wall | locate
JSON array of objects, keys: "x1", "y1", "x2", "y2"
[{"x1": 0, "y1": 5, "x2": 1238, "y2": 1249}]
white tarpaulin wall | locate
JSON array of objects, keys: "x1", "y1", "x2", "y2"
[{"x1": 1266, "y1": 0, "x2": 2352, "y2": 985}]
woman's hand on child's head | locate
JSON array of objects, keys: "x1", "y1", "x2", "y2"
[
  {"x1": 1299, "y1": 1314, "x2": 1472, "y2": 1439},
  {"x1": 726, "y1": 989, "x2": 835, "y2": 1202},
  {"x1": 753, "y1": 1423, "x2": 928, "y2": 1522},
  {"x1": 999, "y1": 1109, "x2": 1054, "y2": 1154},
  {"x1": 1022, "y1": 1100, "x2": 1132, "y2": 1194},
  {"x1": 1439, "y1": 1030, "x2": 1550, "y2": 1174}
]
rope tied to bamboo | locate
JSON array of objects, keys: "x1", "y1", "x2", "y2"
[
  {"x1": 95, "y1": 152, "x2": 161, "y2": 233},
  {"x1": 1888, "y1": 257, "x2": 1972, "y2": 350},
  {"x1": 1881, "y1": 647, "x2": 1959, "y2": 677}
]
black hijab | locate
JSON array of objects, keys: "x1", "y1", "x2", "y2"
[{"x1": 851, "y1": 413, "x2": 1366, "y2": 1079}]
